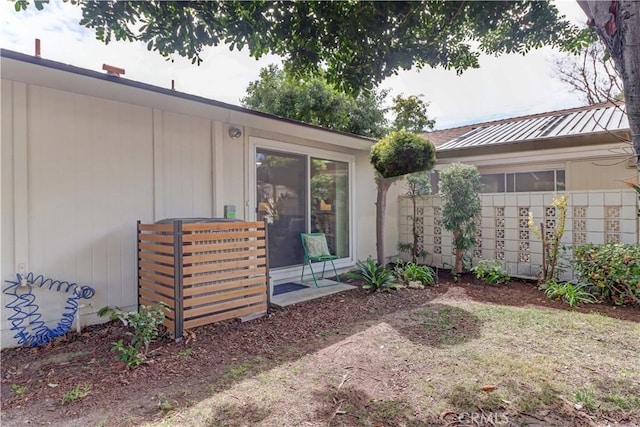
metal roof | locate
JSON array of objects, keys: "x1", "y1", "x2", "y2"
[{"x1": 437, "y1": 104, "x2": 629, "y2": 152}]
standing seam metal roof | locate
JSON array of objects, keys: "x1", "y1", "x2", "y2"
[{"x1": 436, "y1": 104, "x2": 628, "y2": 151}]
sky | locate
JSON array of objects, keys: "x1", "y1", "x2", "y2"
[{"x1": 0, "y1": 1, "x2": 589, "y2": 130}]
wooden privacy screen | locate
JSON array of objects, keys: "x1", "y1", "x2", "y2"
[{"x1": 137, "y1": 220, "x2": 269, "y2": 339}]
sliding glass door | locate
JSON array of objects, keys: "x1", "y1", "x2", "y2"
[
  {"x1": 256, "y1": 149, "x2": 307, "y2": 269},
  {"x1": 310, "y1": 158, "x2": 349, "y2": 258},
  {"x1": 256, "y1": 148, "x2": 350, "y2": 269}
]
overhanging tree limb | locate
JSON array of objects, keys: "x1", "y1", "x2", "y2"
[{"x1": 578, "y1": 0, "x2": 640, "y2": 168}]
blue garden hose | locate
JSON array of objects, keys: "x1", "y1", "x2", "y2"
[{"x1": 3, "y1": 273, "x2": 95, "y2": 347}]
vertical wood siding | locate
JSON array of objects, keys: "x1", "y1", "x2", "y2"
[
  {"x1": 158, "y1": 111, "x2": 213, "y2": 219},
  {"x1": 1, "y1": 82, "x2": 224, "y2": 347}
]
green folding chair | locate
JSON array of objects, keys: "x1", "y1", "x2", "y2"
[{"x1": 300, "y1": 233, "x2": 340, "y2": 287}]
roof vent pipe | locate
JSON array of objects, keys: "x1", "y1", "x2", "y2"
[{"x1": 35, "y1": 39, "x2": 41, "y2": 58}]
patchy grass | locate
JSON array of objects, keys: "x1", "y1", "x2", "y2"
[
  {"x1": 60, "y1": 383, "x2": 91, "y2": 405},
  {"x1": 146, "y1": 297, "x2": 640, "y2": 426}
]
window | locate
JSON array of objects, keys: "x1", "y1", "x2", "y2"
[
  {"x1": 480, "y1": 174, "x2": 506, "y2": 193},
  {"x1": 480, "y1": 170, "x2": 565, "y2": 193},
  {"x1": 255, "y1": 147, "x2": 350, "y2": 269}
]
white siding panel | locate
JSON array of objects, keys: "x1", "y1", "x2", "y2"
[
  {"x1": 1, "y1": 80, "x2": 15, "y2": 334},
  {"x1": 158, "y1": 111, "x2": 213, "y2": 219},
  {"x1": 27, "y1": 86, "x2": 154, "y2": 316}
]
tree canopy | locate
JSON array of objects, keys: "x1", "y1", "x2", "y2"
[
  {"x1": 242, "y1": 65, "x2": 389, "y2": 138},
  {"x1": 390, "y1": 95, "x2": 435, "y2": 133},
  {"x1": 17, "y1": 0, "x2": 591, "y2": 92}
]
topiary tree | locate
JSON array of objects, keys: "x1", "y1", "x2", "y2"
[
  {"x1": 439, "y1": 163, "x2": 482, "y2": 274},
  {"x1": 370, "y1": 130, "x2": 436, "y2": 265}
]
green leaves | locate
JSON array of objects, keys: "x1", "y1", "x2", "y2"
[
  {"x1": 573, "y1": 243, "x2": 640, "y2": 305},
  {"x1": 391, "y1": 94, "x2": 435, "y2": 134},
  {"x1": 370, "y1": 130, "x2": 436, "y2": 179},
  {"x1": 99, "y1": 302, "x2": 168, "y2": 368},
  {"x1": 15, "y1": 0, "x2": 589, "y2": 93},
  {"x1": 242, "y1": 65, "x2": 389, "y2": 138},
  {"x1": 348, "y1": 258, "x2": 397, "y2": 292},
  {"x1": 439, "y1": 163, "x2": 482, "y2": 273},
  {"x1": 472, "y1": 259, "x2": 510, "y2": 285}
]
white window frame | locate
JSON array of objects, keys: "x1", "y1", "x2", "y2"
[{"x1": 248, "y1": 137, "x2": 356, "y2": 281}]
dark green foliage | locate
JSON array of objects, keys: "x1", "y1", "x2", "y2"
[
  {"x1": 242, "y1": 65, "x2": 389, "y2": 138},
  {"x1": 471, "y1": 259, "x2": 510, "y2": 285},
  {"x1": 439, "y1": 163, "x2": 482, "y2": 273},
  {"x1": 573, "y1": 243, "x2": 640, "y2": 305},
  {"x1": 15, "y1": 1, "x2": 592, "y2": 92},
  {"x1": 540, "y1": 280, "x2": 597, "y2": 308},
  {"x1": 394, "y1": 261, "x2": 437, "y2": 286},
  {"x1": 390, "y1": 94, "x2": 435, "y2": 133},
  {"x1": 370, "y1": 131, "x2": 436, "y2": 179},
  {"x1": 348, "y1": 258, "x2": 397, "y2": 292}
]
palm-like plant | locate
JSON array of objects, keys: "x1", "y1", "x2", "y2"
[{"x1": 348, "y1": 258, "x2": 397, "y2": 292}]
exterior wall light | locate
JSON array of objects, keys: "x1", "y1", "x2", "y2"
[{"x1": 228, "y1": 127, "x2": 242, "y2": 139}]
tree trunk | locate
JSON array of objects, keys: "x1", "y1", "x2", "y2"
[
  {"x1": 411, "y1": 195, "x2": 418, "y2": 263},
  {"x1": 453, "y1": 230, "x2": 463, "y2": 273},
  {"x1": 578, "y1": 0, "x2": 640, "y2": 168},
  {"x1": 375, "y1": 177, "x2": 391, "y2": 265}
]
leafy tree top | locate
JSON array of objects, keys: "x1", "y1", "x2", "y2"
[
  {"x1": 391, "y1": 95, "x2": 435, "y2": 133},
  {"x1": 242, "y1": 65, "x2": 389, "y2": 138},
  {"x1": 17, "y1": 0, "x2": 592, "y2": 92},
  {"x1": 370, "y1": 131, "x2": 436, "y2": 179},
  {"x1": 438, "y1": 162, "x2": 482, "y2": 232}
]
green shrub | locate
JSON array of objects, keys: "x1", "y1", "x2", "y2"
[
  {"x1": 471, "y1": 259, "x2": 510, "y2": 285},
  {"x1": 573, "y1": 243, "x2": 640, "y2": 305},
  {"x1": 98, "y1": 302, "x2": 168, "y2": 368},
  {"x1": 394, "y1": 261, "x2": 437, "y2": 285},
  {"x1": 348, "y1": 258, "x2": 397, "y2": 292},
  {"x1": 540, "y1": 279, "x2": 597, "y2": 307}
]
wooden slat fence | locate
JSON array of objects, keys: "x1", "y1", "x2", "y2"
[{"x1": 137, "y1": 220, "x2": 269, "y2": 339}]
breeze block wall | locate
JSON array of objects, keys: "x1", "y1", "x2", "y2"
[{"x1": 398, "y1": 190, "x2": 639, "y2": 280}]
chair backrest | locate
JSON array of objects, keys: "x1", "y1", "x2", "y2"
[{"x1": 301, "y1": 233, "x2": 332, "y2": 258}]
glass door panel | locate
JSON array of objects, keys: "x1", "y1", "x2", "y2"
[
  {"x1": 256, "y1": 149, "x2": 307, "y2": 269},
  {"x1": 310, "y1": 158, "x2": 349, "y2": 258}
]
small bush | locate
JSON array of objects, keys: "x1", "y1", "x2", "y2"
[
  {"x1": 394, "y1": 261, "x2": 436, "y2": 285},
  {"x1": 573, "y1": 243, "x2": 640, "y2": 305},
  {"x1": 98, "y1": 302, "x2": 168, "y2": 368},
  {"x1": 540, "y1": 279, "x2": 597, "y2": 307},
  {"x1": 347, "y1": 258, "x2": 397, "y2": 292},
  {"x1": 471, "y1": 259, "x2": 510, "y2": 285}
]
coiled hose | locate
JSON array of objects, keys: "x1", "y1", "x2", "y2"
[{"x1": 3, "y1": 273, "x2": 95, "y2": 347}]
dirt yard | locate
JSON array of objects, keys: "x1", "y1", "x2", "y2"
[{"x1": 1, "y1": 274, "x2": 639, "y2": 426}]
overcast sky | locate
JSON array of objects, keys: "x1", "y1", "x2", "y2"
[{"x1": 0, "y1": 1, "x2": 589, "y2": 130}]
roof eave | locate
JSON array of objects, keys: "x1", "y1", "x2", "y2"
[{"x1": 0, "y1": 48, "x2": 375, "y2": 151}]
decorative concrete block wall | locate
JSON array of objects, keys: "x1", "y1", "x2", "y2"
[{"x1": 398, "y1": 190, "x2": 639, "y2": 280}]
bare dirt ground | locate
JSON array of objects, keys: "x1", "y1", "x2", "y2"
[{"x1": 1, "y1": 274, "x2": 639, "y2": 426}]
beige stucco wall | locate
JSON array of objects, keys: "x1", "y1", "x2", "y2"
[{"x1": 0, "y1": 58, "x2": 384, "y2": 348}]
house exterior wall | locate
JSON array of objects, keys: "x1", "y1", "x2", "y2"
[
  {"x1": 399, "y1": 190, "x2": 639, "y2": 279},
  {"x1": 0, "y1": 61, "x2": 384, "y2": 348}
]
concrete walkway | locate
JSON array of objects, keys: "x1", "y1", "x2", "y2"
[{"x1": 270, "y1": 279, "x2": 356, "y2": 308}]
